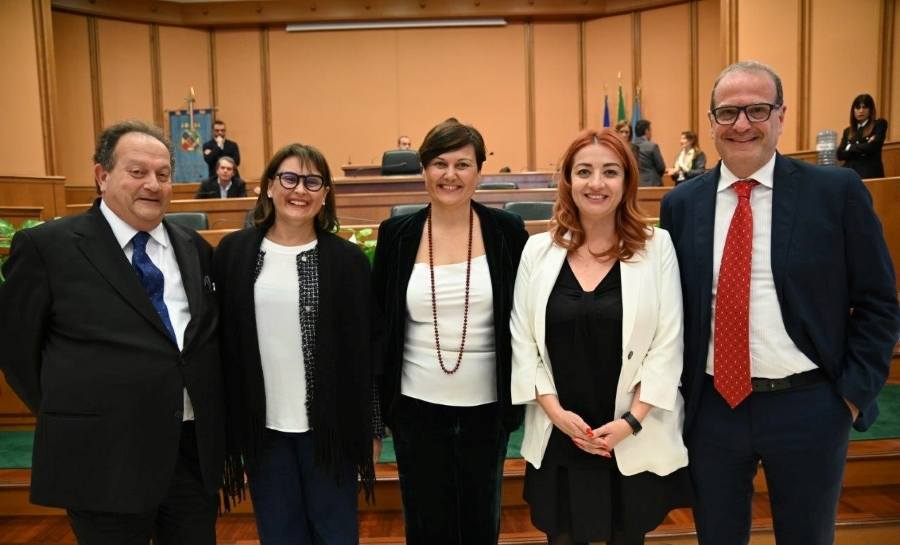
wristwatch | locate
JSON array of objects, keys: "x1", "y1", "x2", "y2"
[{"x1": 621, "y1": 411, "x2": 642, "y2": 436}]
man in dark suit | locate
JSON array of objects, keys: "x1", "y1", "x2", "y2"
[
  {"x1": 195, "y1": 156, "x2": 247, "y2": 199},
  {"x1": 660, "y1": 60, "x2": 900, "y2": 544},
  {"x1": 0, "y1": 120, "x2": 225, "y2": 545},
  {"x1": 633, "y1": 119, "x2": 665, "y2": 186},
  {"x1": 202, "y1": 119, "x2": 241, "y2": 179}
]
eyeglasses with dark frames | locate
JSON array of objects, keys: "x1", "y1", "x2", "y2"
[
  {"x1": 275, "y1": 171, "x2": 325, "y2": 192},
  {"x1": 710, "y1": 103, "x2": 782, "y2": 125}
]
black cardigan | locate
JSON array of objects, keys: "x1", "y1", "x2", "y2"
[
  {"x1": 372, "y1": 201, "x2": 529, "y2": 432},
  {"x1": 212, "y1": 226, "x2": 377, "y2": 500}
]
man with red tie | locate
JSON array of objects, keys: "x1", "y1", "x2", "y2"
[{"x1": 660, "y1": 60, "x2": 900, "y2": 544}]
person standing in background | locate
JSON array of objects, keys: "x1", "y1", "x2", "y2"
[
  {"x1": 837, "y1": 93, "x2": 888, "y2": 179},
  {"x1": 633, "y1": 120, "x2": 665, "y2": 187},
  {"x1": 666, "y1": 131, "x2": 707, "y2": 185},
  {"x1": 203, "y1": 120, "x2": 241, "y2": 179}
]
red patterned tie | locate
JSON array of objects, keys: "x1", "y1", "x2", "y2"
[{"x1": 714, "y1": 179, "x2": 759, "y2": 408}]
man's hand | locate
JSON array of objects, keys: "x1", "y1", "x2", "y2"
[
  {"x1": 216, "y1": 135, "x2": 225, "y2": 148},
  {"x1": 843, "y1": 397, "x2": 859, "y2": 422}
]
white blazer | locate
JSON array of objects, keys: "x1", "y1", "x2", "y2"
[{"x1": 510, "y1": 228, "x2": 689, "y2": 476}]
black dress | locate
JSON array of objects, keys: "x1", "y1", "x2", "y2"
[{"x1": 523, "y1": 260, "x2": 691, "y2": 542}]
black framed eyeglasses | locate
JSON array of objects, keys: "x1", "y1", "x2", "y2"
[
  {"x1": 710, "y1": 103, "x2": 782, "y2": 125},
  {"x1": 275, "y1": 171, "x2": 325, "y2": 192}
]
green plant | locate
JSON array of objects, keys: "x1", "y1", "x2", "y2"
[
  {"x1": 0, "y1": 219, "x2": 44, "y2": 285},
  {"x1": 343, "y1": 227, "x2": 377, "y2": 265}
]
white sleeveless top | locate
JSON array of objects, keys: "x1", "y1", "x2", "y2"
[{"x1": 401, "y1": 255, "x2": 497, "y2": 406}]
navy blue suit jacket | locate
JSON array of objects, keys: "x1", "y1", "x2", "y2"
[{"x1": 660, "y1": 153, "x2": 899, "y2": 433}]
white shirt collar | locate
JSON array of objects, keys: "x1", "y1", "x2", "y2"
[
  {"x1": 858, "y1": 119, "x2": 869, "y2": 129},
  {"x1": 99, "y1": 199, "x2": 170, "y2": 250},
  {"x1": 717, "y1": 153, "x2": 777, "y2": 193}
]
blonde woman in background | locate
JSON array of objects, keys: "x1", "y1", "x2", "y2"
[{"x1": 666, "y1": 131, "x2": 706, "y2": 185}]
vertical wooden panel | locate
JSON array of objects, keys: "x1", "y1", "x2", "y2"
[
  {"x1": 33, "y1": 0, "x2": 58, "y2": 176},
  {"x1": 214, "y1": 29, "x2": 265, "y2": 182},
  {"x1": 268, "y1": 27, "x2": 399, "y2": 175},
  {"x1": 737, "y1": 0, "x2": 800, "y2": 153},
  {"x1": 96, "y1": 18, "x2": 154, "y2": 126},
  {"x1": 159, "y1": 26, "x2": 211, "y2": 116},
  {"x1": 0, "y1": 0, "x2": 47, "y2": 176},
  {"x1": 398, "y1": 25, "x2": 528, "y2": 174},
  {"x1": 583, "y1": 15, "x2": 633, "y2": 132},
  {"x1": 696, "y1": 0, "x2": 722, "y2": 165},
  {"x1": 640, "y1": 3, "x2": 692, "y2": 170},
  {"x1": 891, "y1": 1, "x2": 900, "y2": 141},
  {"x1": 533, "y1": 22, "x2": 580, "y2": 172},
  {"x1": 809, "y1": 0, "x2": 880, "y2": 141},
  {"x1": 52, "y1": 11, "x2": 96, "y2": 187}
]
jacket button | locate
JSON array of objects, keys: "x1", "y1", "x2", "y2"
[
  {"x1": 627, "y1": 351, "x2": 633, "y2": 359},
  {"x1": 174, "y1": 410, "x2": 183, "y2": 419},
  {"x1": 177, "y1": 355, "x2": 186, "y2": 366}
]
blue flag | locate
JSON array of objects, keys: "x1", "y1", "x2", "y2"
[
  {"x1": 168, "y1": 109, "x2": 213, "y2": 183},
  {"x1": 630, "y1": 93, "x2": 641, "y2": 142},
  {"x1": 603, "y1": 94, "x2": 611, "y2": 128}
]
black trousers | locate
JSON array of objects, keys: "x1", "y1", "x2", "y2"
[
  {"x1": 391, "y1": 395, "x2": 509, "y2": 545},
  {"x1": 67, "y1": 422, "x2": 218, "y2": 545}
]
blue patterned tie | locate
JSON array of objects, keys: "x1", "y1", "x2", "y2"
[{"x1": 132, "y1": 232, "x2": 176, "y2": 342}]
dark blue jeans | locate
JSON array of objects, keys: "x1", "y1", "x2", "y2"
[
  {"x1": 247, "y1": 430, "x2": 358, "y2": 545},
  {"x1": 391, "y1": 395, "x2": 509, "y2": 545}
]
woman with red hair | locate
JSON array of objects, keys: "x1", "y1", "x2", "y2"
[{"x1": 511, "y1": 129, "x2": 692, "y2": 545}]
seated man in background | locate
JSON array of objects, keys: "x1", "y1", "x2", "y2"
[
  {"x1": 398, "y1": 135, "x2": 412, "y2": 150},
  {"x1": 195, "y1": 156, "x2": 247, "y2": 199}
]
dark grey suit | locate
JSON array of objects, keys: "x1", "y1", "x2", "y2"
[{"x1": 633, "y1": 136, "x2": 666, "y2": 186}]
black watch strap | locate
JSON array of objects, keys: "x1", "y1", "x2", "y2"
[{"x1": 621, "y1": 411, "x2": 642, "y2": 436}]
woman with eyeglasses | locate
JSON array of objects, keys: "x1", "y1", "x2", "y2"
[
  {"x1": 372, "y1": 119, "x2": 529, "y2": 544},
  {"x1": 837, "y1": 94, "x2": 888, "y2": 179},
  {"x1": 665, "y1": 131, "x2": 707, "y2": 185},
  {"x1": 213, "y1": 143, "x2": 382, "y2": 544}
]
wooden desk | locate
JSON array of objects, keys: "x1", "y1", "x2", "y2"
[
  {"x1": 0, "y1": 175, "x2": 66, "y2": 218},
  {"x1": 341, "y1": 165, "x2": 382, "y2": 177},
  {"x1": 65, "y1": 181, "x2": 262, "y2": 206}
]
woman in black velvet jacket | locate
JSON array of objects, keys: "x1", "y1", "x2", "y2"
[{"x1": 372, "y1": 119, "x2": 529, "y2": 545}]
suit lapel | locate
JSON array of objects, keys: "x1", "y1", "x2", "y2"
[
  {"x1": 619, "y1": 257, "x2": 642, "y2": 350},
  {"x1": 167, "y1": 221, "x2": 202, "y2": 348},
  {"x1": 770, "y1": 153, "x2": 799, "y2": 296},
  {"x1": 76, "y1": 207, "x2": 173, "y2": 340},
  {"x1": 694, "y1": 168, "x2": 718, "y2": 300}
]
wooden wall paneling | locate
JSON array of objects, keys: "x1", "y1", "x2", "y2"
[
  {"x1": 879, "y1": 0, "x2": 895, "y2": 135},
  {"x1": 52, "y1": 11, "x2": 95, "y2": 188},
  {"x1": 888, "y1": 0, "x2": 900, "y2": 140},
  {"x1": 796, "y1": 0, "x2": 811, "y2": 151},
  {"x1": 96, "y1": 18, "x2": 154, "y2": 125},
  {"x1": 720, "y1": 0, "x2": 737, "y2": 66},
  {"x1": 864, "y1": 178, "x2": 900, "y2": 293},
  {"x1": 639, "y1": 3, "x2": 692, "y2": 175},
  {"x1": 532, "y1": 22, "x2": 580, "y2": 172},
  {"x1": 159, "y1": 25, "x2": 211, "y2": 124},
  {"x1": 397, "y1": 25, "x2": 529, "y2": 174},
  {"x1": 736, "y1": 0, "x2": 800, "y2": 154},
  {"x1": 33, "y1": 0, "x2": 59, "y2": 176},
  {"x1": 583, "y1": 15, "x2": 633, "y2": 132},
  {"x1": 0, "y1": 0, "x2": 48, "y2": 177},
  {"x1": 88, "y1": 16, "x2": 103, "y2": 139},
  {"x1": 0, "y1": 176, "x2": 66, "y2": 218},
  {"x1": 808, "y1": 0, "x2": 880, "y2": 146},
  {"x1": 696, "y1": 0, "x2": 722, "y2": 165},
  {"x1": 149, "y1": 24, "x2": 163, "y2": 127},
  {"x1": 213, "y1": 28, "x2": 266, "y2": 182},
  {"x1": 524, "y1": 23, "x2": 536, "y2": 171}
]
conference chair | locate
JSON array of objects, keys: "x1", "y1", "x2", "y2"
[
  {"x1": 502, "y1": 201, "x2": 554, "y2": 221},
  {"x1": 165, "y1": 212, "x2": 210, "y2": 231},
  {"x1": 244, "y1": 209, "x2": 255, "y2": 228},
  {"x1": 381, "y1": 150, "x2": 421, "y2": 176},
  {"x1": 390, "y1": 204, "x2": 428, "y2": 217},
  {"x1": 476, "y1": 181, "x2": 519, "y2": 190},
  {"x1": 548, "y1": 181, "x2": 559, "y2": 189}
]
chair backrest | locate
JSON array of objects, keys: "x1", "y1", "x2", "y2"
[
  {"x1": 502, "y1": 201, "x2": 554, "y2": 221},
  {"x1": 390, "y1": 204, "x2": 428, "y2": 217},
  {"x1": 165, "y1": 212, "x2": 209, "y2": 231},
  {"x1": 477, "y1": 181, "x2": 518, "y2": 190},
  {"x1": 547, "y1": 180, "x2": 559, "y2": 189},
  {"x1": 244, "y1": 209, "x2": 255, "y2": 228},
  {"x1": 381, "y1": 150, "x2": 421, "y2": 176}
]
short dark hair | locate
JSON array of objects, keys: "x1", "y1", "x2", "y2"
[
  {"x1": 93, "y1": 119, "x2": 173, "y2": 192},
  {"x1": 251, "y1": 143, "x2": 338, "y2": 232},
  {"x1": 635, "y1": 120, "x2": 651, "y2": 137},
  {"x1": 213, "y1": 120, "x2": 226, "y2": 127},
  {"x1": 418, "y1": 119, "x2": 487, "y2": 172},
  {"x1": 710, "y1": 60, "x2": 783, "y2": 109}
]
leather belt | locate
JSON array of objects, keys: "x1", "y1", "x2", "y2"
[{"x1": 750, "y1": 368, "x2": 827, "y2": 393}]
